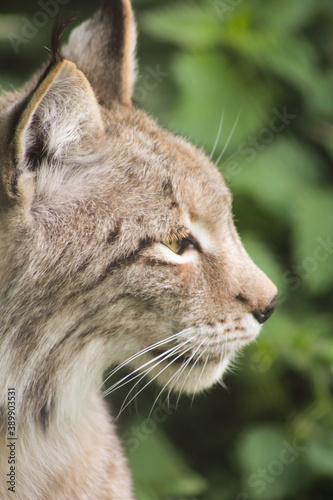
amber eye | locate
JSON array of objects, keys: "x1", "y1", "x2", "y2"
[{"x1": 162, "y1": 236, "x2": 196, "y2": 255}]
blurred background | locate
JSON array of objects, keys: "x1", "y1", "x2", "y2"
[{"x1": 1, "y1": 0, "x2": 333, "y2": 498}]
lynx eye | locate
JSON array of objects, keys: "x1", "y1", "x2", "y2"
[{"x1": 162, "y1": 236, "x2": 196, "y2": 255}]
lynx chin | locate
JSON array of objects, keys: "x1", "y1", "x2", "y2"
[{"x1": 0, "y1": 0, "x2": 278, "y2": 498}]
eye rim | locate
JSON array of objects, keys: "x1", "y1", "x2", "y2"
[{"x1": 161, "y1": 234, "x2": 201, "y2": 255}]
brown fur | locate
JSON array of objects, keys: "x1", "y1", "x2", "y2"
[{"x1": 0, "y1": 1, "x2": 277, "y2": 498}]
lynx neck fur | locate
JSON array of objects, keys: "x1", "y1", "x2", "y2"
[{"x1": 0, "y1": 1, "x2": 278, "y2": 498}]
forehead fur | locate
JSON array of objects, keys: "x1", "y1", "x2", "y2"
[{"x1": 35, "y1": 101, "x2": 231, "y2": 236}]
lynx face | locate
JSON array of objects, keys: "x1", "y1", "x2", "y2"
[{"x1": 0, "y1": 0, "x2": 277, "y2": 421}]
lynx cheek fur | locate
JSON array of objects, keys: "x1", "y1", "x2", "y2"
[{"x1": 0, "y1": 1, "x2": 278, "y2": 498}]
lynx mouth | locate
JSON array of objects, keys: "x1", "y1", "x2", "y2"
[
  {"x1": 151, "y1": 348, "x2": 201, "y2": 365},
  {"x1": 151, "y1": 334, "x2": 257, "y2": 366},
  {"x1": 152, "y1": 347, "x2": 227, "y2": 366}
]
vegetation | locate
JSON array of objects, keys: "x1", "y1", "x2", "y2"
[{"x1": 1, "y1": 0, "x2": 332, "y2": 498}]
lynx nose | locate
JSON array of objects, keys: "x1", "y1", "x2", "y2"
[{"x1": 252, "y1": 295, "x2": 278, "y2": 324}]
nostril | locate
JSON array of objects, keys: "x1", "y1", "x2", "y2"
[
  {"x1": 252, "y1": 310, "x2": 269, "y2": 324},
  {"x1": 252, "y1": 295, "x2": 278, "y2": 324}
]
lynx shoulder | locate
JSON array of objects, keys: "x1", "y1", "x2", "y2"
[{"x1": 0, "y1": 1, "x2": 277, "y2": 498}]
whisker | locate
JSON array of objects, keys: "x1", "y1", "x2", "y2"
[
  {"x1": 117, "y1": 366, "x2": 156, "y2": 414},
  {"x1": 109, "y1": 340, "x2": 193, "y2": 406},
  {"x1": 100, "y1": 328, "x2": 195, "y2": 390},
  {"x1": 219, "y1": 340, "x2": 225, "y2": 366},
  {"x1": 215, "y1": 109, "x2": 242, "y2": 166},
  {"x1": 166, "y1": 339, "x2": 206, "y2": 404},
  {"x1": 148, "y1": 347, "x2": 198, "y2": 418},
  {"x1": 102, "y1": 367, "x2": 149, "y2": 399},
  {"x1": 219, "y1": 149, "x2": 239, "y2": 170},
  {"x1": 102, "y1": 341, "x2": 189, "y2": 398},
  {"x1": 175, "y1": 340, "x2": 207, "y2": 405},
  {"x1": 210, "y1": 108, "x2": 224, "y2": 160},
  {"x1": 191, "y1": 352, "x2": 210, "y2": 407},
  {"x1": 102, "y1": 338, "x2": 192, "y2": 398},
  {"x1": 133, "y1": 380, "x2": 141, "y2": 418},
  {"x1": 163, "y1": 359, "x2": 189, "y2": 411},
  {"x1": 102, "y1": 329, "x2": 192, "y2": 386},
  {"x1": 115, "y1": 342, "x2": 196, "y2": 419},
  {"x1": 148, "y1": 371, "x2": 177, "y2": 419},
  {"x1": 119, "y1": 341, "x2": 196, "y2": 411},
  {"x1": 167, "y1": 361, "x2": 184, "y2": 408},
  {"x1": 166, "y1": 361, "x2": 186, "y2": 405}
]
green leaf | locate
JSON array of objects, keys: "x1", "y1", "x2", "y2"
[
  {"x1": 228, "y1": 138, "x2": 324, "y2": 221},
  {"x1": 257, "y1": 311, "x2": 333, "y2": 374},
  {"x1": 141, "y1": 4, "x2": 223, "y2": 49},
  {"x1": 223, "y1": 27, "x2": 322, "y2": 103},
  {"x1": 166, "y1": 52, "x2": 273, "y2": 150},
  {"x1": 292, "y1": 188, "x2": 333, "y2": 293},
  {"x1": 305, "y1": 438, "x2": 333, "y2": 477},
  {"x1": 126, "y1": 426, "x2": 207, "y2": 497},
  {"x1": 251, "y1": 0, "x2": 315, "y2": 31},
  {"x1": 236, "y1": 425, "x2": 308, "y2": 499}
]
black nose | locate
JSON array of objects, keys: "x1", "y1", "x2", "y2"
[{"x1": 252, "y1": 295, "x2": 278, "y2": 324}]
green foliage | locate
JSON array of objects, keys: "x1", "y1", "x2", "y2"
[
  {"x1": 236, "y1": 425, "x2": 307, "y2": 499},
  {"x1": 1, "y1": 0, "x2": 332, "y2": 498},
  {"x1": 127, "y1": 427, "x2": 207, "y2": 498}
]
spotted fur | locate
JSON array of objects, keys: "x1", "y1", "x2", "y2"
[{"x1": 0, "y1": 1, "x2": 277, "y2": 498}]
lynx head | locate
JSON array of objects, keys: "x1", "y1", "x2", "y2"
[{"x1": 0, "y1": 0, "x2": 277, "y2": 420}]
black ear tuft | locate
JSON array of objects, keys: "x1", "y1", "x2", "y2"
[
  {"x1": 51, "y1": 16, "x2": 79, "y2": 65},
  {"x1": 63, "y1": 0, "x2": 137, "y2": 107}
]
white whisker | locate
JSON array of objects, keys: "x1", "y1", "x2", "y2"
[
  {"x1": 102, "y1": 369, "x2": 144, "y2": 399},
  {"x1": 210, "y1": 108, "x2": 224, "y2": 160},
  {"x1": 110, "y1": 340, "x2": 193, "y2": 408},
  {"x1": 102, "y1": 338, "x2": 193, "y2": 398},
  {"x1": 166, "y1": 339, "x2": 205, "y2": 404},
  {"x1": 115, "y1": 342, "x2": 196, "y2": 419},
  {"x1": 216, "y1": 109, "x2": 242, "y2": 166},
  {"x1": 191, "y1": 352, "x2": 210, "y2": 406},
  {"x1": 175, "y1": 340, "x2": 207, "y2": 405},
  {"x1": 100, "y1": 327, "x2": 195, "y2": 390},
  {"x1": 148, "y1": 347, "x2": 199, "y2": 418},
  {"x1": 148, "y1": 369, "x2": 178, "y2": 419}
]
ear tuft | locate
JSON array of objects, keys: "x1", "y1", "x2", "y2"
[
  {"x1": 63, "y1": 0, "x2": 137, "y2": 107},
  {"x1": 50, "y1": 16, "x2": 78, "y2": 65}
]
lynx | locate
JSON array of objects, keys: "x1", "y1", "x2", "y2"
[{"x1": 0, "y1": 1, "x2": 278, "y2": 498}]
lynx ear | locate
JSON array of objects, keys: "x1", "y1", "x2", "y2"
[
  {"x1": 63, "y1": 0, "x2": 136, "y2": 107},
  {"x1": 4, "y1": 59, "x2": 104, "y2": 201}
]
